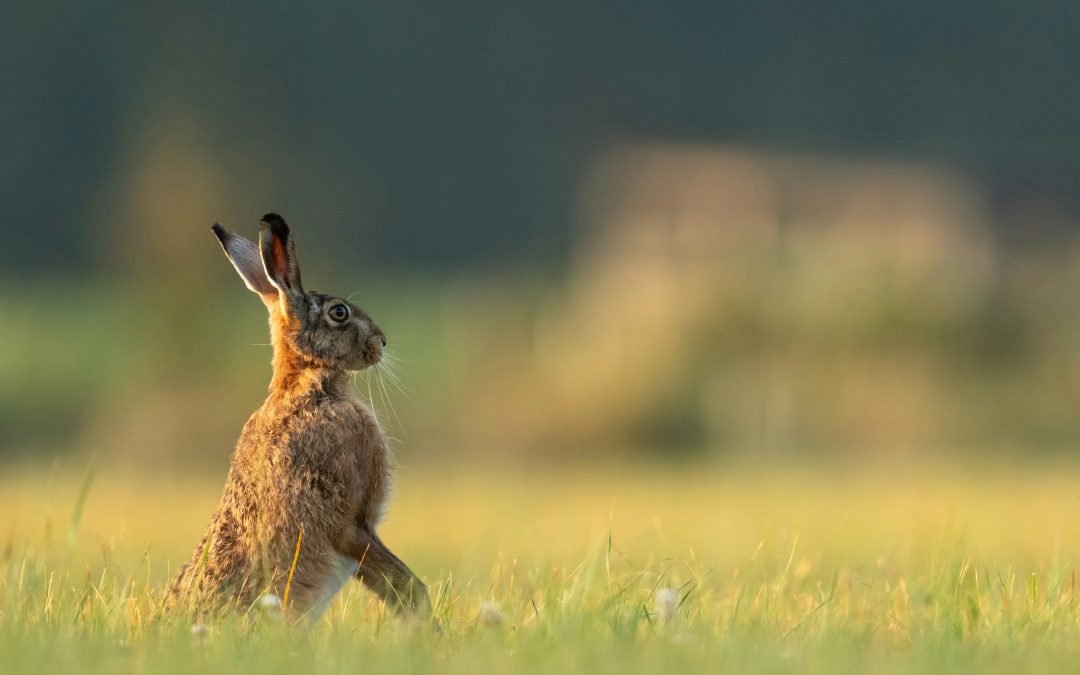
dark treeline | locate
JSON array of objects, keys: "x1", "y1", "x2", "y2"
[{"x1": 5, "y1": 1, "x2": 1080, "y2": 272}]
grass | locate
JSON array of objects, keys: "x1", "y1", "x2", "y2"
[{"x1": 4, "y1": 460, "x2": 1080, "y2": 673}]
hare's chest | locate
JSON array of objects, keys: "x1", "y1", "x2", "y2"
[{"x1": 340, "y1": 398, "x2": 391, "y2": 526}]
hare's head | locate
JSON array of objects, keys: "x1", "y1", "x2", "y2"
[{"x1": 212, "y1": 214, "x2": 386, "y2": 372}]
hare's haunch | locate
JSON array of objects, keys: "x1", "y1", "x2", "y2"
[{"x1": 169, "y1": 214, "x2": 428, "y2": 620}]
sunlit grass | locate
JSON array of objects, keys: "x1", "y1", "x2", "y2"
[{"x1": 5, "y1": 460, "x2": 1080, "y2": 673}]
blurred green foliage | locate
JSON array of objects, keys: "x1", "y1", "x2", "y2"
[{"x1": 4, "y1": 227, "x2": 1080, "y2": 463}]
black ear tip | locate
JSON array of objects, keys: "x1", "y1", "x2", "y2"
[
  {"x1": 211, "y1": 222, "x2": 228, "y2": 240},
  {"x1": 260, "y1": 212, "x2": 289, "y2": 235}
]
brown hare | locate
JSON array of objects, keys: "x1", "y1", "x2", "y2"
[{"x1": 169, "y1": 214, "x2": 429, "y2": 621}]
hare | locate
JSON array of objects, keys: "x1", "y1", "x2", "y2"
[{"x1": 169, "y1": 214, "x2": 429, "y2": 621}]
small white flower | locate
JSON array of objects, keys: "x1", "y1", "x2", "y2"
[
  {"x1": 477, "y1": 600, "x2": 507, "y2": 626},
  {"x1": 654, "y1": 588, "x2": 680, "y2": 622},
  {"x1": 190, "y1": 623, "x2": 211, "y2": 646},
  {"x1": 259, "y1": 593, "x2": 283, "y2": 621},
  {"x1": 260, "y1": 593, "x2": 282, "y2": 610}
]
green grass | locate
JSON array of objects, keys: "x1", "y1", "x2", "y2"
[{"x1": 4, "y1": 462, "x2": 1080, "y2": 673}]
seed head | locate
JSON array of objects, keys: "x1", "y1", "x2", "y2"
[
  {"x1": 259, "y1": 593, "x2": 283, "y2": 621},
  {"x1": 190, "y1": 623, "x2": 211, "y2": 646},
  {"x1": 478, "y1": 600, "x2": 507, "y2": 626},
  {"x1": 655, "y1": 588, "x2": 680, "y2": 621}
]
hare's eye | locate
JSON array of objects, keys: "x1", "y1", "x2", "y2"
[{"x1": 328, "y1": 304, "x2": 350, "y2": 323}]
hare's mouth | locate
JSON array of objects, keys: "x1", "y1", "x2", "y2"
[
  {"x1": 360, "y1": 337, "x2": 384, "y2": 368},
  {"x1": 347, "y1": 353, "x2": 379, "y2": 372}
]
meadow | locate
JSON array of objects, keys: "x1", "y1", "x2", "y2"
[
  {"x1": 5, "y1": 236, "x2": 1080, "y2": 674},
  {"x1": 4, "y1": 460, "x2": 1080, "y2": 674}
]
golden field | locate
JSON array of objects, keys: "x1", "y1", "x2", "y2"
[{"x1": 5, "y1": 459, "x2": 1080, "y2": 674}]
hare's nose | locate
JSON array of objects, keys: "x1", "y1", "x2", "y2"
[{"x1": 379, "y1": 335, "x2": 387, "y2": 348}]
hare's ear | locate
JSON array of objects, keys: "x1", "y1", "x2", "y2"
[
  {"x1": 211, "y1": 223, "x2": 277, "y2": 299},
  {"x1": 258, "y1": 213, "x2": 305, "y2": 313}
]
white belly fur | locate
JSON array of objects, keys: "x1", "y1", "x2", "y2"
[{"x1": 308, "y1": 553, "x2": 360, "y2": 622}]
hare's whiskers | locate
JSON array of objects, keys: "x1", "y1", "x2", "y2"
[
  {"x1": 381, "y1": 363, "x2": 407, "y2": 395},
  {"x1": 382, "y1": 350, "x2": 411, "y2": 366},
  {"x1": 350, "y1": 371, "x2": 364, "y2": 407},
  {"x1": 374, "y1": 365, "x2": 406, "y2": 437},
  {"x1": 379, "y1": 350, "x2": 410, "y2": 395},
  {"x1": 359, "y1": 370, "x2": 380, "y2": 422},
  {"x1": 350, "y1": 371, "x2": 361, "y2": 400}
]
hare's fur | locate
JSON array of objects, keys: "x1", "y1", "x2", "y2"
[{"x1": 169, "y1": 214, "x2": 428, "y2": 619}]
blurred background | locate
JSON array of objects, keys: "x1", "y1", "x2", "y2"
[{"x1": 6, "y1": 2, "x2": 1080, "y2": 578}]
